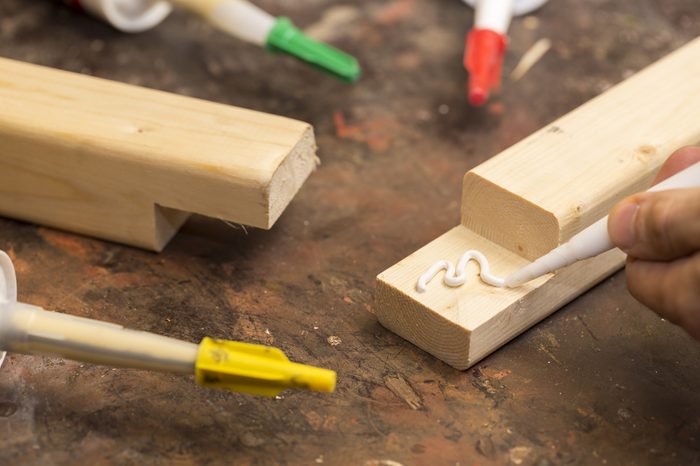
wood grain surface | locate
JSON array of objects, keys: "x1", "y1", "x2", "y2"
[
  {"x1": 377, "y1": 37, "x2": 700, "y2": 370},
  {"x1": 0, "y1": 57, "x2": 316, "y2": 250},
  {"x1": 0, "y1": 0, "x2": 698, "y2": 465},
  {"x1": 462, "y1": 37, "x2": 700, "y2": 260}
]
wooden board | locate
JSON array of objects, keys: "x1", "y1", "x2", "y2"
[
  {"x1": 376, "y1": 37, "x2": 700, "y2": 369},
  {"x1": 462, "y1": 37, "x2": 700, "y2": 260},
  {"x1": 376, "y1": 226, "x2": 625, "y2": 369},
  {"x1": 0, "y1": 57, "x2": 316, "y2": 251}
]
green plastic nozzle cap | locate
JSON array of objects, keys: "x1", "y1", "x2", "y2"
[{"x1": 266, "y1": 17, "x2": 361, "y2": 83}]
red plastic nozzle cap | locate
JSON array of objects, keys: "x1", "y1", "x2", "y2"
[
  {"x1": 468, "y1": 86, "x2": 488, "y2": 106},
  {"x1": 464, "y1": 28, "x2": 507, "y2": 106}
]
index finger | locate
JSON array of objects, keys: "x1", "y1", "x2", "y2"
[{"x1": 654, "y1": 146, "x2": 700, "y2": 183}]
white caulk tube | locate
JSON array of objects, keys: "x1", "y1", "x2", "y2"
[
  {"x1": 0, "y1": 252, "x2": 197, "y2": 373},
  {"x1": 171, "y1": 0, "x2": 275, "y2": 46},
  {"x1": 463, "y1": 0, "x2": 548, "y2": 18},
  {"x1": 73, "y1": 0, "x2": 361, "y2": 82},
  {"x1": 76, "y1": 0, "x2": 274, "y2": 46},
  {"x1": 505, "y1": 162, "x2": 700, "y2": 287},
  {"x1": 77, "y1": 0, "x2": 173, "y2": 33},
  {"x1": 471, "y1": 0, "x2": 515, "y2": 34}
]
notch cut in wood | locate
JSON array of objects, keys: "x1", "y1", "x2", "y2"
[
  {"x1": 376, "y1": 37, "x2": 700, "y2": 370},
  {"x1": 0, "y1": 57, "x2": 317, "y2": 251}
]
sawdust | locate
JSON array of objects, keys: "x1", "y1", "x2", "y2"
[
  {"x1": 305, "y1": 6, "x2": 360, "y2": 41},
  {"x1": 327, "y1": 335, "x2": 342, "y2": 346},
  {"x1": 383, "y1": 374, "x2": 422, "y2": 410}
]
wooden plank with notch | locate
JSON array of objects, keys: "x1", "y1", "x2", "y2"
[{"x1": 0, "y1": 57, "x2": 317, "y2": 250}]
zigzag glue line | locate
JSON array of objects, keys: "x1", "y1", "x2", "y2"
[{"x1": 416, "y1": 250, "x2": 505, "y2": 292}]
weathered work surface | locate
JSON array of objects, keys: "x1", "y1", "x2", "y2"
[{"x1": 1, "y1": 0, "x2": 699, "y2": 465}]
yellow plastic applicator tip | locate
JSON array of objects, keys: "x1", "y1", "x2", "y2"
[
  {"x1": 266, "y1": 17, "x2": 361, "y2": 82},
  {"x1": 289, "y1": 362, "x2": 336, "y2": 393},
  {"x1": 194, "y1": 337, "x2": 336, "y2": 396}
]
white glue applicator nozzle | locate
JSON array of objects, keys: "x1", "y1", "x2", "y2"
[
  {"x1": 505, "y1": 161, "x2": 700, "y2": 288},
  {"x1": 0, "y1": 251, "x2": 198, "y2": 373}
]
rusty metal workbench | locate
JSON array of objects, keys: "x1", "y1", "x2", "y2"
[{"x1": 0, "y1": 0, "x2": 699, "y2": 465}]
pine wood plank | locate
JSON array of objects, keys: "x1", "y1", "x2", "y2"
[
  {"x1": 0, "y1": 57, "x2": 316, "y2": 250},
  {"x1": 376, "y1": 37, "x2": 700, "y2": 369},
  {"x1": 376, "y1": 226, "x2": 624, "y2": 369},
  {"x1": 462, "y1": 37, "x2": 700, "y2": 260}
]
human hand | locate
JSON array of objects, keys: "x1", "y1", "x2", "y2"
[{"x1": 608, "y1": 147, "x2": 700, "y2": 340}]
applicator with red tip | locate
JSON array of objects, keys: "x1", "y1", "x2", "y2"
[
  {"x1": 465, "y1": 28, "x2": 508, "y2": 106},
  {"x1": 462, "y1": 0, "x2": 548, "y2": 105}
]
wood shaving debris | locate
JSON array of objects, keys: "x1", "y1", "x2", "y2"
[
  {"x1": 510, "y1": 38, "x2": 552, "y2": 81},
  {"x1": 327, "y1": 335, "x2": 342, "y2": 346}
]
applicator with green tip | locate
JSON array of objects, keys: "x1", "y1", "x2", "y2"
[{"x1": 171, "y1": 0, "x2": 361, "y2": 82}]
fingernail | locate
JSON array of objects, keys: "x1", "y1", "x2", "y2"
[{"x1": 609, "y1": 202, "x2": 639, "y2": 250}]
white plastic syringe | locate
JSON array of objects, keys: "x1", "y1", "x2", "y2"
[
  {"x1": 0, "y1": 251, "x2": 199, "y2": 373},
  {"x1": 505, "y1": 162, "x2": 700, "y2": 287},
  {"x1": 0, "y1": 251, "x2": 335, "y2": 396},
  {"x1": 69, "y1": 0, "x2": 360, "y2": 81}
]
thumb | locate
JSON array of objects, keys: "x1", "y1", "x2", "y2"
[{"x1": 608, "y1": 188, "x2": 700, "y2": 261}]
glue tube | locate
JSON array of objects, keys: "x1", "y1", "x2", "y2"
[
  {"x1": 462, "y1": 0, "x2": 548, "y2": 105},
  {"x1": 0, "y1": 251, "x2": 197, "y2": 372},
  {"x1": 69, "y1": 0, "x2": 173, "y2": 33},
  {"x1": 67, "y1": 0, "x2": 360, "y2": 81},
  {"x1": 0, "y1": 251, "x2": 335, "y2": 396}
]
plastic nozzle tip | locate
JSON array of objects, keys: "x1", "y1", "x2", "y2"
[
  {"x1": 469, "y1": 87, "x2": 488, "y2": 106},
  {"x1": 464, "y1": 28, "x2": 507, "y2": 106},
  {"x1": 292, "y1": 364, "x2": 337, "y2": 393},
  {"x1": 504, "y1": 274, "x2": 522, "y2": 288},
  {"x1": 195, "y1": 338, "x2": 337, "y2": 396},
  {"x1": 266, "y1": 17, "x2": 361, "y2": 83}
]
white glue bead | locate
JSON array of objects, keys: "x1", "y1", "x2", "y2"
[{"x1": 416, "y1": 250, "x2": 506, "y2": 293}]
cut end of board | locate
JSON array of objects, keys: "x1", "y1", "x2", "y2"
[
  {"x1": 462, "y1": 169, "x2": 561, "y2": 261},
  {"x1": 375, "y1": 225, "x2": 625, "y2": 369},
  {"x1": 266, "y1": 126, "x2": 318, "y2": 228}
]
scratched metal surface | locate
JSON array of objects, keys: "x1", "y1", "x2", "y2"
[{"x1": 0, "y1": 0, "x2": 699, "y2": 465}]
